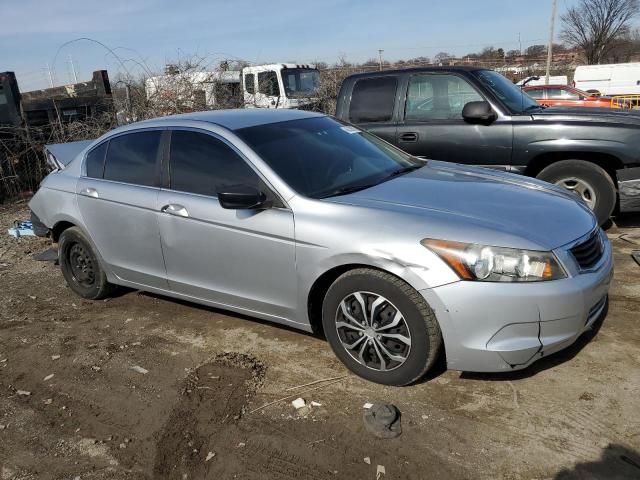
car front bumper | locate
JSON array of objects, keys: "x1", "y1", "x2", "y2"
[{"x1": 420, "y1": 231, "x2": 614, "y2": 372}]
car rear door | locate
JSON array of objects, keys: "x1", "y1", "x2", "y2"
[
  {"x1": 156, "y1": 128, "x2": 297, "y2": 320},
  {"x1": 345, "y1": 75, "x2": 400, "y2": 145},
  {"x1": 76, "y1": 129, "x2": 168, "y2": 289},
  {"x1": 395, "y1": 72, "x2": 513, "y2": 167}
]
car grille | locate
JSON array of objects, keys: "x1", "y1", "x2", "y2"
[{"x1": 570, "y1": 231, "x2": 603, "y2": 270}]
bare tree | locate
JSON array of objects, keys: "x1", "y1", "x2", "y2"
[{"x1": 561, "y1": 0, "x2": 640, "y2": 64}]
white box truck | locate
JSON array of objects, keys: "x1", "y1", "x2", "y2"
[{"x1": 573, "y1": 63, "x2": 640, "y2": 95}]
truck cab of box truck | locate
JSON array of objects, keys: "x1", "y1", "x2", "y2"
[{"x1": 242, "y1": 64, "x2": 320, "y2": 109}]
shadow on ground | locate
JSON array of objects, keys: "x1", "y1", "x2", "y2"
[{"x1": 554, "y1": 444, "x2": 640, "y2": 479}]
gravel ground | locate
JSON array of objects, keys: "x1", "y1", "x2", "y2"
[{"x1": 0, "y1": 201, "x2": 639, "y2": 480}]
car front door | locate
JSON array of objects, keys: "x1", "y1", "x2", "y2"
[
  {"x1": 346, "y1": 75, "x2": 399, "y2": 145},
  {"x1": 156, "y1": 128, "x2": 297, "y2": 321},
  {"x1": 76, "y1": 129, "x2": 168, "y2": 289},
  {"x1": 395, "y1": 72, "x2": 513, "y2": 168}
]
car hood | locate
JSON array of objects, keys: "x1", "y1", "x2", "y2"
[
  {"x1": 532, "y1": 105, "x2": 640, "y2": 125},
  {"x1": 329, "y1": 161, "x2": 597, "y2": 251}
]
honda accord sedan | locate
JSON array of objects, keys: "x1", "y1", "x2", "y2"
[{"x1": 29, "y1": 109, "x2": 613, "y2": 385}]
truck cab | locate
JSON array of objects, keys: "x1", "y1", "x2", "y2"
[{"x1": 242, "y1": 64, "x2": 320, "y2": 109}]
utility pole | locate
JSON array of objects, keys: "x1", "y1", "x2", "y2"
[
  {"x1": 518, "y1": 32, "x2": 522, "y2": 55},
  {"x1": 378, "y1": 49, "x2": 384, "y2": 71},
  {"x1": 68, "y1": 54, "x2": 78, "y2": 83},
  {"x1": 545, "y1": 0, "x2": 557, "y2": 85},
  {"x1": 45, "y1": 63, "x2": 54, "y2": 87}
]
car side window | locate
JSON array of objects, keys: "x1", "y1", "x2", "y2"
[
  {"x1": 257, "y1": 71, "x2": 280, "y2": 96},
  {"x1": 549, "y1": 87, "x2": 580, "y2": 99},
  {"x1": 85, "y1": 142, "x2": 108, "y2": 178},
  {"x1": 405, "y1": 74, "x2": 483, "y2": 121},
  {"x1": 245, "y1": 74, "x2": 255, "y2": 94},
  {"x1": 169, "y1": 130, "x2": 262, "y2": 196},
  {"x1": 349, "y1": 76, "x2": 397, "y2": 123},
  {"x1": 103, "y1": 131, "x2": 161, "y2": 187},
  {"x1": 525, "y1": 88, "x2": 544, "y2": 99}
]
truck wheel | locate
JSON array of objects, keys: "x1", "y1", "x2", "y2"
[
  {"x1": 537, "y1": 160, "x2": 616, "y2": 225},
  {"x1": 322, "y1": 268, "x2": 442, "y2": 386},
  {"x1": 59, "y1": 227, "x2": 115, "y2": 300}
]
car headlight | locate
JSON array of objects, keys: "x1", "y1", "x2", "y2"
[{"x1": 421, "y1": 239, "x2": 566, "y2": 282}]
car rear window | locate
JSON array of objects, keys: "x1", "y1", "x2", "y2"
[
  {"x1": 349, "y1": 76, "x2": 397, "y2": 123},
  {"x1": 103, "y1": 131, "x2": 161, "y2": 187}
]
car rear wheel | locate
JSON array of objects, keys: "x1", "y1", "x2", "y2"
[
  {"x1": 322, "y1": 268, "x2": 442, "y2": 386},
  {"x1": 59, "y1": 227, "x2": 115, "y2": 300},
  {"x1": 536, "y1": 160, "x2": 616, "y2": 225}
]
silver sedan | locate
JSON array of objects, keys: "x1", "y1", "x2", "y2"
[{"x1": 29, "y1": 109, "x2": 613, "y2": 385}]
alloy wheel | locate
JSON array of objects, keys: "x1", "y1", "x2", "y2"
[
  {"x1": 555, "y1": 177, "x2": 597, "y2": 210},
  {"x1": 335, "y1": 291, "x2": 411, "y2": 371}
]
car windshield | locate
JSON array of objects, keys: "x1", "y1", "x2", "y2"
[
  {"x1": 281, "y1": 68, "x2": 321, "y2": 98},
  {"x1": 236, "y1": 116, "x2": 423, "y2": 199},
  {"x1": 473, "y1": 69, "x2": 541, "y2": 114}
]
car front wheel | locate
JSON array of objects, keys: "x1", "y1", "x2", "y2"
[
  {"x1": 536, "y1": 160, "x2": 616, "y2": 225},
  {"x1": 322, "y1": 268, "x2": 442, "y2": 386}
]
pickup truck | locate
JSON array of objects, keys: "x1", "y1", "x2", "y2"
[{"x1": 335, "y1": 66, "x2": 640, "y2": 224}]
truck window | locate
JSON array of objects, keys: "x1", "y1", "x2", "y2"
[
  {"x1": 258, "y1": 71, "x2": 280, "y2": 97},
  {"x1": 245, "y1": 74, "x2": 255, "y2": 94},
  {"x1": 548, "y1": 87, "x2": 580, "y2": 99},
  {"x1": 525, "y1": 88, "x2": 544, "y2": 99},
  {"x1": 405, "y1": 74, "x2": 483, "y2": 121},
  {"x1": 349, "y1": 76, "x2": 397, "y2": 123}
]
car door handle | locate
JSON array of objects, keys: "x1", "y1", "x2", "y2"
[
  {"x1": 161, "y1": 204, "x2": 189, "y2": 217},
  {"x1": 80, "y1": 187, "x2": 99, "y2": 198},
  {"x1": 399, "y1": 132, "x2": 418, "y2": 142}
]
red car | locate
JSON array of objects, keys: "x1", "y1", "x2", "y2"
[{"x1": 521, "y1": 84, "x2": 625, "y2": 109}]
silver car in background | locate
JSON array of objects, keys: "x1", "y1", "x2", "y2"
[{"x1": 29, "y1": 109, "x2": 613, "y2": 385}]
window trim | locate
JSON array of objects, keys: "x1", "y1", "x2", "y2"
[
  {"x1": 401, "y1": 72, "x2": 486, "y2": 124},
  {"x1": 164, "y1": 127, "x2": 287, "y2": 209},
  {"x1": 82, "y1": 127, "x2": 166, "y2": 188},
  {"x1": 348, "y1": 75, "x2": 399, "y2": 124}
]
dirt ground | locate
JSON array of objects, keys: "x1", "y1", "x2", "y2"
[{"x1": 0, "y1": 201, "x2": 639, "y2": 480}]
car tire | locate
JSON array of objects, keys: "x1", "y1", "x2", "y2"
[
  {"x1": 536, "y1": 160, "x2": 616, "y2": 225},
  {"x1": 322, "y1": 268, "x2": 442, "y2": 386},
  {"x1": 59, "y1": 227, "x2": 115, "y2": 300}
]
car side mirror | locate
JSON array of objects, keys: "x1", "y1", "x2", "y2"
[
  {"x1": 217, "y1": 185, "x2": 272, "y2": 210},
  {"x1": 462, "y1": 101, "x2": 497, "y2": 124}
]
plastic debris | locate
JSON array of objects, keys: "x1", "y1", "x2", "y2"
[
  {"x1": 363, "y1": 402, "x2": 374, "y2": 409},
  {"x1": 131, "y1": 365, "x2": 148, "y2": 375},
  {"x1": 16, "y1": 390, "x2": 31, "y2": 396},
  {"x1": 310, "y1": 401, "x2": 322, "y2": 407},
  {"x1": 291, "y1": 398, "x2": 306, "y2": 409},
  {"x1": 44, "y1": 398, "x2": 53, "y2": 405},
  {"x1": 205, "y1": 452, "x2": 216, "y2": 462},
  {"x1": 376, "y1": 465, "x2": 386, "y2": 479},
  {"x1": 363, "y1": 457, "x2": 371, "y2": 465},
  {"x1": 363, "y1": 403, "x2": 402, "y2": 439},
  {"x1": 7, "y1": 220, "x2": 35, "y2": 238},
  {"x1": 43, "y1": 374, "x2": 54, "y2": 381},
  {"x1": 51, "y1": 355, "x2": 61, "y2": 361}
]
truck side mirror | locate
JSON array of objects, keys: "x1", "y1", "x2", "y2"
[{"x1": 462, "y1": 101, "x2": 497, "y2": 124}]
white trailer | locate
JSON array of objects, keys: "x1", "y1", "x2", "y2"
[
  {"x1": 145, "y1": 71, "x2": 241, "y2": 110},
  {"x1": 573, "y1": 63, "x2": 640, "y2": 95}
]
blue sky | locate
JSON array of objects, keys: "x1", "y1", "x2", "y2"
[{"x1": 4, "y1": 0, "x2": 580, "y2": 91}]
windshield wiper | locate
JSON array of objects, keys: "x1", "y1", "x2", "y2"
[
  {"x1": 317, "y1": 183, "x2": 378, "y2": 199},
  {"x1": 378, "y1": 164, "x2": 424, "y2": 183}
]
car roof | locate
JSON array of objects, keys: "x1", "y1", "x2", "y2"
[
  {"x1": 135, "y1": 108, "x2": 326, "y2": 131},
  {"x1": 344, "y1": 65, "x2": 485, "y2": 80}
]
